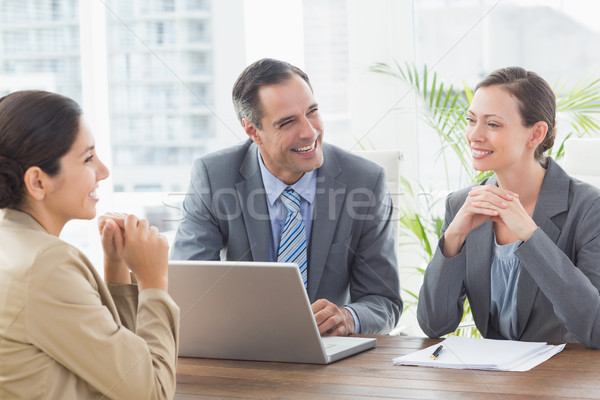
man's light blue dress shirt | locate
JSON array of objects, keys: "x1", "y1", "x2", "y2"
[{"x1": 257, "y1": 149, "x2": 361, "y2": 333}]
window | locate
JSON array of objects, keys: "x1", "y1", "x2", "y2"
[
  {"x1": 187, "y1": 52, "x2": 210, "y2": 75},
  {"x1": 187, "y1": 21, "x2": 209, "y2": 42},
  {"x1": 413, "y1": 0, "x2": 600, "y2": 188},
  {"x1": 186, "y1": 0, "x2": 209, "y2": 11},
  {"x1": 103, "y1": 0, "x2": 229, "y2": 195}
]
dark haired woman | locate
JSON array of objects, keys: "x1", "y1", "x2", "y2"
[
  {"x1": 417, "y1": 67, "x2": 600, "y2": 348},
  {"x1": 0, "y1": 90, "x2": 179, "y2": 398}
]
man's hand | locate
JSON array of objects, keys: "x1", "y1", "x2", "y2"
[{"x1": 311, "y1": 299, "x2": 355, "y2": 336}]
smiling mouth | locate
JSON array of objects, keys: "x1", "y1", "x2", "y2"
[
  {"x1": 292, "y1": 141, "x2": 316, "y2": 153},
  {"x1": 472, "y1": 149, "x2": 493, "y2": 156},
  {"x1": 88, "y1": 190, "x2": 98, "y2": 200}
]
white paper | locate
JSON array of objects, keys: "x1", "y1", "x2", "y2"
[
  {"x1": 505, "y1": 343, "x2": 565, "y2": 371},
  {"x1": 393, "y1": 336, "x2": 565, "y2": 371}
]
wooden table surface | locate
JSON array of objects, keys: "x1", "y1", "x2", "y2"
[{"x1": 175, "y1": 335, "x2": 599, "y2": 399}]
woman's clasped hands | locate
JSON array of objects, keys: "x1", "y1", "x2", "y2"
[
  {"x1": 443, "y1": 185, "x2": 538, "y2": 257},
  {"x1": 99, "y1": 212, "x2": 169, "y2": 291}
]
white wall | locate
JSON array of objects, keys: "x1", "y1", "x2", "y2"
[
  {"x1": 213, "y1": 0, "x2": 247, "y2": 149},
  {"x1": 243, "y1": 0, "x2": 305, "y2": 67},
  {"x1": 347, "y1": 0, "x2": 418, "y2": 179}
]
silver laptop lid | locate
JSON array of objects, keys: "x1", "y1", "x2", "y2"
[{"x1": 168, "y1": 260, "x2": 329, "y2": 363}]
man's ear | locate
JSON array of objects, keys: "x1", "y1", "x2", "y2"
[
  {"x1": 529, "y1": 121, "x2": 548, "y2": 149},
  {"x1": 242, "y1": 118, "x2": 262, "y2": 145},
  {"x1": 23, "y1": 166, "x2": 49, "y2": 201}
]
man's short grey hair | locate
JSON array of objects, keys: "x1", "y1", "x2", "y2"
[{"x1": 232, "y1": 58, "x2": 312, "y2": 130}]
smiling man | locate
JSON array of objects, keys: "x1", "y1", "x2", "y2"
[{"x1": 171, "y1": 58, "x2": 402, "y2": 335}]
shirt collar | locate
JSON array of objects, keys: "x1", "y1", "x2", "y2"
[{"x1": 257, "y1": 148, "x2": 317, "y2": 206}]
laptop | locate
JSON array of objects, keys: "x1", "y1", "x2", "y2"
[{"x1": 168, "y1": 260, "x2": 376, "y2": 364}]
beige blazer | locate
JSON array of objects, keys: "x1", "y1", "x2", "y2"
[{"x1": 0, "y1": 209, "x2": 180, "y2": 399}]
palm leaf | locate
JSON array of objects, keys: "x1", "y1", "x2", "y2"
[{"x1": 555, "y1": 76, "x2": 600, "y2": 148}]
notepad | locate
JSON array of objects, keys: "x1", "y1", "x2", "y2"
[{"x1": 393, "y1": 336, "x2": 565, "y2": 372}]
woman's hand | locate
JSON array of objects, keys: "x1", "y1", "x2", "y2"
[
  {"x1": 443, "y1": 185, "x2": 514, "y2": 257},
  {"x1": 99, "y1": 212, "x2": 128, "y2": 260},
  {"x1": 99, "y1": 213, "x2": 130, "y2": 284},
  {"x1": 485, "y1": 194, "x2": 538, "y2": 242},
  {"x1": 120, "y1": 214, "x2": 169, "y2": 292},
  {"x1": 443, "y1": 185, "x2": 539, "y2": 257}
]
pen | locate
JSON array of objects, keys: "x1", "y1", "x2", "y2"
[{"x1": 430, "y1": 345, "x2": 443, "y2": 360}]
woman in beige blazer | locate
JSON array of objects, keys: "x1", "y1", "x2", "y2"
[
  {"x1": 0, "y1": 90, "x2": 179, "y2": 399},
  {"x1": 417, "y1": 67, "x2": 600, "y2": 348}
]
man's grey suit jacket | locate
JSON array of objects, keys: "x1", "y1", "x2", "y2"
[
  {"x1": 418, "y1": 158, "x2": 600, "y2": 348},
  {"x1": 171, "y1": 139, "x2": 402, "y2": 334}
]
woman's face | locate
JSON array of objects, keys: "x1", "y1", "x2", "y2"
[
  {"x1": 466, "y1": 85, "x2": 534, "y2": 173},
  {"x1": 43, "y1": 118, "x2": 109, "y2": 226}
]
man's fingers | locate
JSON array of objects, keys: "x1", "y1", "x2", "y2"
[
  {"x1": 311, "y1": 298, "x2": 329, "y2": 315},
  {"x1": 311, "y1": 299, "x2": 353, "y2": 336},
  {"x1": 318, "y1": 317, "x2": 340, "y2": 335},
  {"x1": 326, "y1": 325, "x2": 345, "y2": 337}
]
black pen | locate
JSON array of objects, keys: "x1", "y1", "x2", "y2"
[{"x1": 430, "y1": 345, "x2": 443, "y2": 360}]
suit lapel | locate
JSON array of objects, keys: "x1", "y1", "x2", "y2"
[
  {"x1": 236, "y1": 142, "x2": 271, "y2": 262},
  {"x1": 516, "y1": 159, "x2": 568, "y2": 338},
  {"x1": 307, "y1": 145, "x2": 345, "y2": 300}
]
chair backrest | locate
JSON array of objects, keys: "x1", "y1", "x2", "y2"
[
  {"x1": 352, "y1": 149, "x2": 403, "y2": 229},
  {"x1": 562, "y1": 138, "x2": 600, "y2": 188}
]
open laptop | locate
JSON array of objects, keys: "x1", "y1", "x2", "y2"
[{"x1": 168, "y1": 260, "x2": 376, "y2": 364}]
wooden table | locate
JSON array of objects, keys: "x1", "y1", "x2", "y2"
[{"x1": 175, "y1": 336, "x2": 599, "y2": 399}]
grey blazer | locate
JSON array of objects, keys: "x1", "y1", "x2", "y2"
[
  {"x1": 418, "y1": 159, "x2": 600, "y2": 348},
  {"x1": 171, "y1": 140, "x2": 402, "y2": 334}
]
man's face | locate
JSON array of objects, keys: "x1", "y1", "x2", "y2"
[{"x1": 244, "y1": 74, "x2": 324, "y2": 185}]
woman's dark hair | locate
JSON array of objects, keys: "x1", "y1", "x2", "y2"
[
  {"x1": 0, "y1": 90, "x2": 82, "y2": 209},
  {"x1": 232, "y1": 58, "x2": 312, "y2": 129},
  {"x1": 476, "y1": 67, "x2": 556, "y2": 165}
]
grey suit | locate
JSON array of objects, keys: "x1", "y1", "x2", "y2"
[
  {"x1": 171, "y1": 139, "x2": 402, "y2": 334},
  {"x1": 418, "y1": 159, "x2": 600, "y2": 348}
]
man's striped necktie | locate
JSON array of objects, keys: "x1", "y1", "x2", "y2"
[{"x1": 277, "y1": 188, "x2": 308, "y2": 288}]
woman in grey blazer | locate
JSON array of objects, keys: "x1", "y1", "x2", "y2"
[
  {"x1": 417, "y1": 67, "x2": 600, "y2": 348},
  {"x1": 0, "y1": 91, "x2": 179, "y2": 399}
]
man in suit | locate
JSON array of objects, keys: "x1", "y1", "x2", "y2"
[{"x1": 171, "y1": 58, "x2": 402, "y2": 335}]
